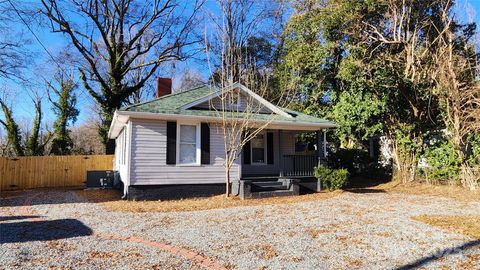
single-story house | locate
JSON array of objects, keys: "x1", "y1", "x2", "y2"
[{"x1": 108, "y1": 78, "x2": 336, "y2": 198}]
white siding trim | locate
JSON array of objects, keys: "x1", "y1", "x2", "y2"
[
  {"x1": 109, "y1": 110, "x2": 336, "y2": 139},
  {"x1": 126, "y1": 120, "x2": 132, "y2": 189},
  {"x1": 250, "y1": 131, "x2": 267, "y2": 165}
]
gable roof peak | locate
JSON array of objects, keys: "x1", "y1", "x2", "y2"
[{"x1": 180, "y1": 83, "x2": 293, "y2": 118}]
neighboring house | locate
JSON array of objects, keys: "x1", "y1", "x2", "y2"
[{"x1": 108, "y1": 78, "x2": 336, "y2": 198}]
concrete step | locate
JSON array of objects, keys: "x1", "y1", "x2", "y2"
[
  {"x1": 251, "y1": 181, "x2": 288, "y2": 192},
  {"x1": 250, "y1": 189, "x2": 298, "y2": 199},
  {"x1": 251, "y1": 181, "x2": 284, "y2": 186}
]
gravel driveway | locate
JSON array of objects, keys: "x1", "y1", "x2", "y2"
[{"x1": 1, "y1": 189, "x2": 479, "y2": 269}]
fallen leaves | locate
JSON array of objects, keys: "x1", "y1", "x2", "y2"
[
  {"x1": 253, "y1": 244, "x2": 278, "y2": 260},
  {"x1": 306, "y1": 228, "x2": 319, "y2": 239},
  {"x1": 77, "y1": 189, "x2": 341, "y2": 213},
  {"x1": 412, "y1": 215, "x2": 480, "y2": 239},
  {"x1": 375, "y1": 181, "x2": 480, "y2": 202}
]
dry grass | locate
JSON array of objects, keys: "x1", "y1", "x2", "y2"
[
  {"x1": 287, "y1": 257, "x2": 304, "y2": 263},
  {"x1": 306, "y1": 228, "x2": 319, "y2": 239},
  {"x1": 76, "y1": 189, "x2": 342, "y2": 213},
  {"x1": 254, "y1": 244, "x2": 278, "y2": 260},
  {"x1": 413, "y1": 215, "x2": 480, "y2": 239},
  {"x1": 374, "y1": 181, "x2": 480, "y2": 202}
]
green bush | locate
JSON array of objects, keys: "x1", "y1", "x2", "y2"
[
  {"x1": 314, "y1": 165, "x2": 349, "y2": 190},
  {"x1": 422, "y1": 137, "x2": 460, "y2": 181}
]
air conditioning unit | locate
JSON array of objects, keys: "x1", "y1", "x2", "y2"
[{"x1": 86, "y1": 170, "x2": 116, "y2": 188}]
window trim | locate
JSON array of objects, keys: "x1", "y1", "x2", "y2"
[
  {"x1": 176, "y1": 121, "x2": 201, "y2": 166},
  {"x1": 250, "y1": 131, "x2": 267, "y2": 165},
  {"x1": 117, "y1": 127, "x2": 127, "y2": 166},
  {"x1": 122, "y1": 129, "x2": 127, "y2": 165}
]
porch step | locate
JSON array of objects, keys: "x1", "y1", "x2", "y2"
[
  {"x1": 251, "y1": 181, "x2": 288, "y2": 192},
  {"x1": 251, "y1": 181, "x2": 284, "y2": 186},
  {"x1": 250, "y1": 189, "x2": 298, "y2": 199}
]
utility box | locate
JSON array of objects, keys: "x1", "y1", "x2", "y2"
[{"x1": 86, "y1": 170, "x2": 115, "y2": 188}]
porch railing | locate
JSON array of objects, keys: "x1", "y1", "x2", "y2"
[{"x1": 281, "y1": 154, "x2": 318, "y2": 177}]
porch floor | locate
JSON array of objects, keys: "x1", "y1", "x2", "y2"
[{"x1": 241, "y1": 175, "x2": 316, "y2": 181}]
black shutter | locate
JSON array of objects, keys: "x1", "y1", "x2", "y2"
[
  {"x1": 243, "y1": 131, "x2": 251, "y2": 164},
  {"x1": 201, "y1": 123, "x2": 210, "y2": 164},
  {"x1": 267, "y1": 132, "x2": 274, "y2": 164},
  {"x1": 166, "y1": 122, "x2": 176, "y2": 164}
]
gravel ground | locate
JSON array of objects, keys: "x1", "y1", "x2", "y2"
[{"x1": 1, "y1": 189, "x2": 480, "y2": 270}]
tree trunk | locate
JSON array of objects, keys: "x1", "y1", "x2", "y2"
[
  {"x1": 391, "y1": 139, "x2": 417, "y2": 183},
  {"x1": 225, "y1": 167, "x2": 231, "y2": 197},
  {"x1": 99, "y1": 103, "x2": 117, "y2": 154},
  {"x1": 460, "y1": 163, "x2": 479, "y2": 190}
]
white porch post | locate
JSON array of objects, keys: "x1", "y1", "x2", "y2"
[
  {"x1": 278, "y1": 129, "x2": 284, "y2": 177},
  {"x1": 316, "y1": 130, "x2": 322, "y2": 167},
  {"x1": 323, "y1": 130, "x2": 328, "y2": 158}
]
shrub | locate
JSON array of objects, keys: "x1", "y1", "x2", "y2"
[
  {"x1": 421, "y1": 137, "x2": 460, "y2": 182},
  {"x1": 314, "y1": 165, "x2": 349, "y2": 190}
]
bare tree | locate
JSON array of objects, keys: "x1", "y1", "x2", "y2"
[
  {"x1": 70, "y1": 120, "x2": 106, "y2": 155},
  {"x1": 206, "y1": 0, "x2": 293, "y2": 196},
  {"x1": 176, "y1": 68, "x2": 206, "y2": 91},
  {"x1": 359, "y1": 0, "x2": 457, "y2": 183},
  {"x1": 0, "y1": 1, "x2": 28, "y2": 80},
  {"x1": 124, "y1": 54, "x2": 155, "y2": 104},
  {"x1": 40, "y1": 0, "x2": 205, "y2": 152},
  {"x1": 431, "y1": 3, "x2": 480, "y2": 190}
]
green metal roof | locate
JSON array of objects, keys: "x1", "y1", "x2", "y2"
[{"x1": 121, "y1": 84, "x2": 334, "y2": 125}]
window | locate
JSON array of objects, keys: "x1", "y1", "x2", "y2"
[
  {"x1": 251, "y1": 132, "x2": 266, "y2": 164},
  {"x1": 177, "y1": 123, "x2": 200, "y2": 165},
  {"x1": 294, "y1": 133, "x2": 316, "y2": 154}
]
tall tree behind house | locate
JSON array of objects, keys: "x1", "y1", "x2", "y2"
[
  {"x1": 41, "y1": 0, "x2": 205, "y2": 153},
  {"x1": 206, "y1": 0, "x2": 294, "y2": 196},
  {"x1": 0, "y1": 95, "x2": 52, "y2": 157},
  {"x1": 280, "y1": 0, "x2": 479, "y2": 185},
  {"x1": 48, "y1": 72, "x2": 79, "y2": 155}
]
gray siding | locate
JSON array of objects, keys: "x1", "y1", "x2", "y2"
[
  {"x1": 242, "y1": 130, "x2": 296, "y2": 176},
  {"x1": 130, "y1": 119, "x2": 239, "y2": 185},
  {"x1": 195, "y1": 93, "x2": 271, "y2": 114}
]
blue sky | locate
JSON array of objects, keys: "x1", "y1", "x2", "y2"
[
  {"x1": 0, "y1": 0, "x2": 284, "y2": 128},
  {"x1": 0, "y1": 0, "x2": 479, "y2": 131}
]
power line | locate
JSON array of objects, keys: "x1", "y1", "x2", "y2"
[
  {"x1": 7, "y1": 0, "x2": 92, "y2": 106},
  {"x1": 7, "y1": 0, "x2": 61, "y2": 70}
]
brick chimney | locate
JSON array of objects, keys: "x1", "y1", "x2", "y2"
[{"x1": 156, "y1": 78, "x2": 172, "y2": 98}]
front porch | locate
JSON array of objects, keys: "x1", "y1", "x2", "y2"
[{"x1": 237, "y1": 129, "x2": 328, "y2": 199}]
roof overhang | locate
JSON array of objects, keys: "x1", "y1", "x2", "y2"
[{"x1": 108, "y1": 110, "x2": 336, "y2": 139}]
